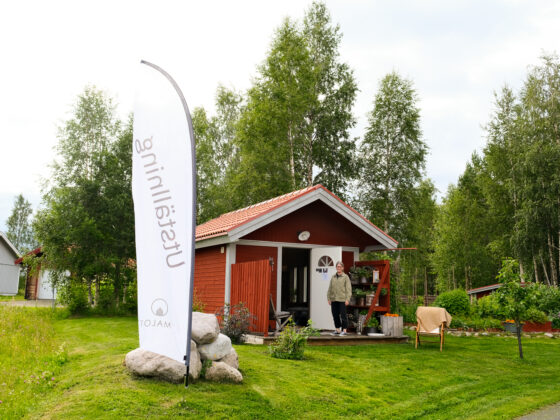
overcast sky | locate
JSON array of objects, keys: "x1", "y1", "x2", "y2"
[{"x1": 1, "y1": 0, "x2": 559, "y2": 233}]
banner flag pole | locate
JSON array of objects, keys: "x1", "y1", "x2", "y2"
[{"x1": 133, "y1": 60, "x2": 196, "y2": 388}]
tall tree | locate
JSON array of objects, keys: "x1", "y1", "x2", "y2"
[
  {"x1": 34, "y1": 87, "x2": 133, "y2": 308},
  {"x1": 193, "y1": 86, "x2": 244, "y2": 223},
  {"x1": 358, "y1": 71, "x2": 427, "y2": 239},
  {"x1": 233, "y1": 1, "x2": 357, "y2": 206},
  {"x1": 5, "y1": 194, "x2": 35, "y2": 253},
  {"x1": 431, "y1": 154, "x2": 500, "y2": 291}
]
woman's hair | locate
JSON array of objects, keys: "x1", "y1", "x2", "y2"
[{"x1": 336, "y1": 261, "x2": 344, "y2": 268}]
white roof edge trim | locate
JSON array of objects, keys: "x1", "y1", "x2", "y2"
[
  {"x1": 195, "y1": 235, "x2": 233, "y2": 249},
  {"x1": 228, "y1": 188, "x2": 397, "y2": 249},
  {"x1": 0, "y1": 231, "x2": 21, "y2": 258}
]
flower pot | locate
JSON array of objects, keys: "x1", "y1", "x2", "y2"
[
  {"x1": 360, "y1": 276, "x2": 369, "y2": 284},
  {"x1": 349, "y1": 295, "x2": 357, "y2": 305},
  {"x1": 365, "y1": 294, "x2": 374, "y2": 306},
  {"x1": 503, "y1": 322, "x2": 523, "y2": 333},
  {"x1": 356, "y1": 297, "x2": 365, "y2": 306},
  {"x1": 365, "y1": 326, "x2": 379, "y2": 334}
]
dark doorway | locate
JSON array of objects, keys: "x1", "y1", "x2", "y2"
[{"x1": 281, "y1": 247, "x2": 310, "y2": 325}]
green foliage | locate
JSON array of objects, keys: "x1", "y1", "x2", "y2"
[
  {"x1": 192, "y1": 288, "x2": 206, "y2": 313},
  {"x1": 192, "y1": 86, "x2": 244, "y2": 223},
  {"x1": 57, "y1": 282, "x2": 90, "y2": 315},
  {"x1": 495, "y1": 258, "x2": 543, "y2": 358},
  {"x1": 449, "y1": 316, "x2": 504, "y2": 331},
  {"x1": 269, "y1": 319, "x2": 320, "y2": 360},
  {"x1": 366, "y1": 316, "x2": 379, "y2": 328},
  {"x1": 5, "y1": 194, "x2": 36, "y2": 253},
  {"x1": 398, "y1": 301, "x2": 420, "y2": 323},
  {"x1": 525, "y1": 307, "x2": 548, "y2": 324},
  {"x1": 34, "y1": 88, "x2": 135, "y2": 311},
  {"x1": 357, "y1": 71, "x2": 427, "y2": 238},
  {"x1": 471, "y1": 294, "x2": 505, "y2": 319},
  {"x1": 433, "y1": 289, "x2": 470, "y2": 315},
  {"x1": 215, "y1": 302, "x2": 256, "y2": 344},
  {"x1": 231, "y1": 1, "x2": 358, "y2": 206}
]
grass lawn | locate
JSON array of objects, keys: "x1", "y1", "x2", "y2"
[
  {"x1": 0, "y1": 294, "x2": 26, "y2": 301},
  {"x1": 4, "y1": 310, "x2": 560, "y2": 419}
]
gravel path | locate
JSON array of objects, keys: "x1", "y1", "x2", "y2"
[{"x1": 517, "y1": 402, "x2": 560, "y2": 420}]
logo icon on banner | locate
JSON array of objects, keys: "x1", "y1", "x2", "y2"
[{"x1": 151, "y1": 298, "x2": 169, "y2": 317}]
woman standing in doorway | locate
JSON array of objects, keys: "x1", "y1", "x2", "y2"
[{"x1": 327, "y1": 261, "x2": 352, "y2": 336}]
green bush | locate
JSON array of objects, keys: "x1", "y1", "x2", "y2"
[
  {"x1": 552, "y1": 317, "x2": 560, "y2": 329},
  {"x1": 269, "y1": 320, "x2": 319, "y2": 360},
  {"x1": 58, "y1": 282, "x2": 90, "y2": 315},
  {"x1": 433, "y1": 289, "x2": 470, "y2": 315},
  {"x1": 525, "y1": 307, "x2": 548, "y2": 324},
  {"x1": 215, "y1": 302, "x2": 255, "y2": 344},
  {"x1": 398, "y1": 301, "x2": 420, "y2": 323},
  {"x1": 535, "y1": 284, "x2": 560, "y2": 316},
  {"x1": 450, "y1": 316, "x2": 503, "y2": 330},
  {"x1": 471, "y1": 294, "x2": 504, "y2": 319}
]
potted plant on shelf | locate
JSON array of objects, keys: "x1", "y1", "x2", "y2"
[
  {"x1": 354, "y1": 289, "x2": 367, "y2": 306},
  {"x1": 366, "y1": 285, "x2": 377, "y2": 306},
  {"x1": 364, "y1": 316, "x2": 380, "y2": 335},
  {"x1": 358, "y1": 266, "x2": 372, "y2": 284},
  {"x1": 349, "y1": 266, "x2": 360, "y2": 284}
]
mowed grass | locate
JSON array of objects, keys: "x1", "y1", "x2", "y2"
[{"x1": 6, "y1": 312, "x2": 560, "y2": 419}]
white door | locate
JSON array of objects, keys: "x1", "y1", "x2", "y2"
[
  {"x1": 310, "y1": 247, "x2": 342, "y2": 330},
  {"x1": 37, "y1": 269, "x2": 56, "y2": 300}
]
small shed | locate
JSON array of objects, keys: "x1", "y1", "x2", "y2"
[
  {"x1": 194, "y1": 184, "x2": 398, "y2": 333},
  {"x1": 14, "y1": 247, "x2": 58, "y2": 300},
  {"x1": 467, "y1": 283, "x2": 503, "y2": 302},
  {"x1": 0, "y1": 232, "x2": 21, "y2": 295}
]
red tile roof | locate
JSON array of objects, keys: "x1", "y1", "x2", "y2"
[{"x1": 195, "y1": 184, "x2": 396, "y2": 244}]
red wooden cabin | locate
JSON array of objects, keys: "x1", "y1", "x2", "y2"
[{"x1": 194, "y1": 184, "x2": 397, "y2": 334}]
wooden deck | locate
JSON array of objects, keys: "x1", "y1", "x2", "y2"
[{"x1": 245, "y1": 332, "x2": 409, "y2": 346}]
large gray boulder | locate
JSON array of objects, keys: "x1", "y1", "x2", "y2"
[
  {"x1": 219, "y1": 347, "x2": 239, "y2": 370},
  {"x1": 125, "y1": 342, "x2": 201, "y2": 383},
  {"x1": 205, "y1": 361, "x2": 243, "y2": 383},
  {"x1": 198, "y1": 333, "x2": 232, "y2": 361},
  {"x1": 191, "y1": 312, "x2": 220, "y2": 344}
]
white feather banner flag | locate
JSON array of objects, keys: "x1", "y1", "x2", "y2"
[{"x1": 132, "y1": 61, "x2": 196, "y2": 383}]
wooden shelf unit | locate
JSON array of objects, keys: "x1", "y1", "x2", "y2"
[{"x1": 347, "y1": 260, "x2": 391, "y2": 331}]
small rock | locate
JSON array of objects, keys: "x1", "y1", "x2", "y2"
[
  {"x1": 465, "y1": 332, "x2": 472, "y2": 337},
  {"x1": 474, "y1": 333, "x2": 479, "y2": 337},
  {"x1": 481, "y1": 332, "x2": 489, "y2": 336},
  {"x1": 219, "y1": 348, "x2": 239, "y2": 370},
  {"x1": 191, "y1": 312, "x2": 220, "y2": 344},
  {"x1": 198, "y1": 333, "x2": 232, "y2": 361},
  {"x1": 544, "y1": 333, "x2": 554, "y2": 338},
  {"x1": 205, "y1": 361, "x2": 243, "y2": 383}
]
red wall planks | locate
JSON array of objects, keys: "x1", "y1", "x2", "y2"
[
  {"x1": 194, "y1": 246, "x2": 226, "y2": 313},
  {"x1": 242, "y1": 200, "x2": 383, "y2": 251}
]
